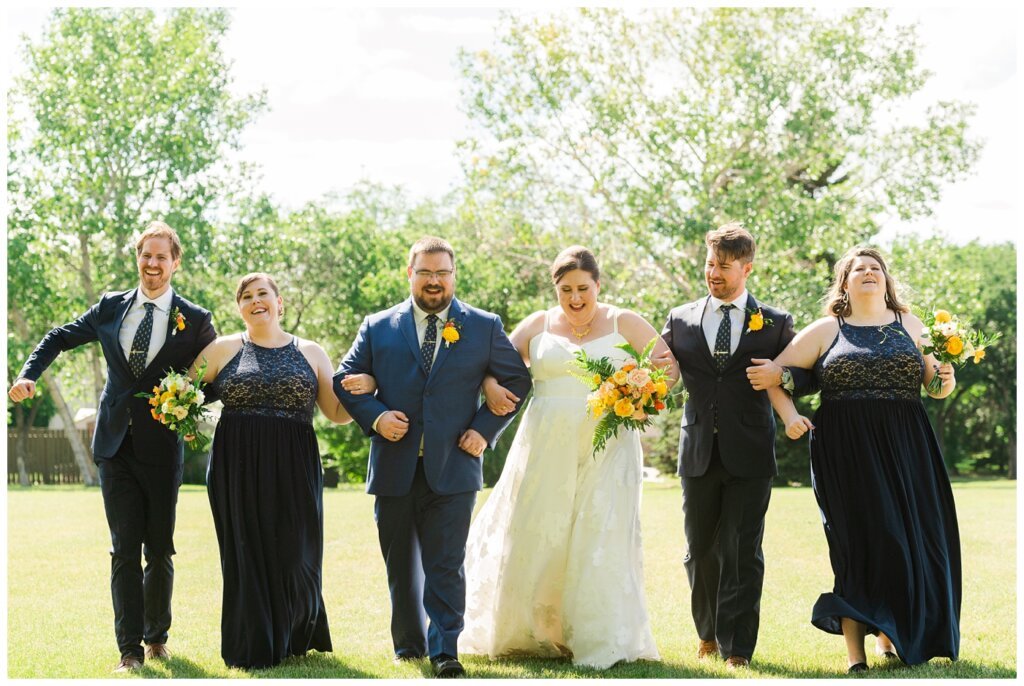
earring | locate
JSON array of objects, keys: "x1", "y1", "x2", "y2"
[{"x1": 841, "y1": 291, "x2": 849, "y2": 305}]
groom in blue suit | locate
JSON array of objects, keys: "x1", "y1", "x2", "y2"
[{"x1": 334, "y1": 236, "x2": 531, "y2": 677}]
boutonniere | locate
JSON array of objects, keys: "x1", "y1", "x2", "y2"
[
  {"x1": 441, "y1": 318, "x2": 462, "y2": 347},
  {"x1": 170, "y1": 306, "x2": 186, "y2": 336},
  {"x1": 746, "y1": 307, "x2": 774, "y2": 333}
]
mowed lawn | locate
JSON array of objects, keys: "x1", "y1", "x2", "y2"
[{"x1": 7, "y1": 480, "x2": 1015, "y2": 679}]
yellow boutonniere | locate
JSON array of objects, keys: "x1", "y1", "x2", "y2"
[
  {"x1": 746, "y1": 307, "x2": 774, "y2": 333},
  {"x1": 170, "y1": 306, "x2": 186, "y2": 336},
  {"x1": 441, "y1": 319, "x2": 462, "y2": 347}
]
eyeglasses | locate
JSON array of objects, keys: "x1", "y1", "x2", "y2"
[{"x1": 413, "y1": 270, "x2": 454, "y2": 280}]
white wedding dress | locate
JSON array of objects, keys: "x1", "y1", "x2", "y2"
[{"x1": 460, "y1": 309, "x2": 659, "y2": 669}]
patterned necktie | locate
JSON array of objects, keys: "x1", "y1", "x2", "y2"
[
  {"x1": 128, "y1": 302, "x2": 156, "y2": 378},
  {"x1": 713, "y1": 303, "x2": 735, "y2": 372},
  {"x1": 421, "y1": 314, "x2": 439, "y2": 373}
]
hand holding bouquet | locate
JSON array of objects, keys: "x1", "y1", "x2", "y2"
[
  {"x1": 573, "y1": 337, "x2": 676, "y2": 456},
  {"x1": 135, "y1": 360, "x2": 212, "y2": 450},
  {"x1": 919, "y1": 308, "x2": 1001, "y2": 395}
]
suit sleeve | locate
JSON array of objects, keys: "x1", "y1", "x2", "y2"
[
  {"x1": 777, "y1": 312, "x2": 818, "y2": 397},
  {"x1": 660, "y1": 313, "x2": 675, "y2": 354},
  {"x1": 469, "y1": 316, "x2": 533, "y2": 447},
  {"x1": 333, "y1": 317, "x2": 391, "y2": 436},
  {"x1": 17, "y1": 302, "x2": 103, "y2": 382},
  {"x1": 192, "y1": 310, "x2": 220, "y2": 404}
]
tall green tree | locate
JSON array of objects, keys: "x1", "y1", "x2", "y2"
[
  {"x1": 8, "y1": 8, "x2": 266, "y2": 481},
  {"x1": 458, "y1": 8, "x2": 981, "y2": 322}
]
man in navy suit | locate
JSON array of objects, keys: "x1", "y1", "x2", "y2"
[
  {"x1": 334, "y1": 236, "x2": 531, "y2": 678},
  {"x1": 660, "y1": 224, "x2": 806, "y2": 670},
  {"x1": 9, "y1": 222, "x2": 216, "y2": 672}
]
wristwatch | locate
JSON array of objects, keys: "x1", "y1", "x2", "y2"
[{"x1": 780, "y1": 366, "x2": 795, "y2": 393}]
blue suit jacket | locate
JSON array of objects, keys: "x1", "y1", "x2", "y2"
[
  {"x1": 18, "y1": 288, "x2": 216, "y2": 463},
  {"x1": 333, "y1": 297, "x2": 531, "y2": 497}
]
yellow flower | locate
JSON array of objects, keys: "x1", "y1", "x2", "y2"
[
  {"x1": 748, "y1": 311, "x2": 764, "y2": 331},
  {"x1": 973, "y1": 348, "x2": 986, "y2": 364},
  {"x1": 592, "y1": 373, "x2": 603, "y2": 386},
  {"x1": 160, "y1": 391, "x2": 175, "y2": 404},
  {"x1": 945, "y1": 335, "x2": 964, "y2": 356},
  {"x1": 654, "y1": 380, "x2": 669, "y2": 398},
  {"x1": 613, "y1": 398, "x2": 634, "y2": 418},
  {"x1": 612, "y1": 370, "x2": 628, "y2": 385},
  {"x1": 442, "y1": 325, "x2": 460, "y2": 344},
  {"x1": 934, "y1": 310, "x2": 952, "y2": 323},
  {"x1": 175, "y1": 313, "x2": 186, "y2": 331}
]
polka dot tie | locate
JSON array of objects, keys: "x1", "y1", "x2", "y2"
[
  {"x1": 421, "y1": 314, "x2": 439, "y2": 373},
  {"x1": 713, "y1": 303, "x2": 735, "y2": 372},
  {"x1": 128, "y1": 303, "x2": 155, "y2": 378}
]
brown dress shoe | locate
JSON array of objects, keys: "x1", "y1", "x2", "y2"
[
  {"x1": 113, "y1": 655, "x2": 143, "y2": 672},
  {"x1": 145, "y1": 643, "x2": 171, "y2": 660},
  {"x1": 726, "y1": 656, "x2": 750, "y2": 669},
  {"x1": 697, "y1": 639, "x2": 719, "y2": 659}
]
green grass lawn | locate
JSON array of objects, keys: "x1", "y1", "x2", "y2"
[{"x1": 7, "y1": 480, "x2": 1015, "y2": 678}]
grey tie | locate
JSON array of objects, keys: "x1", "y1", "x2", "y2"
[
  {"x1": 421, "y1": 314, "x2": 439, "y2": 373},
  {"x1": 128, "y1": 302, "x2": 155, "y2": 378},
  {"x1": 713, "y1": 303, "x2": 735, "y2": 372}
]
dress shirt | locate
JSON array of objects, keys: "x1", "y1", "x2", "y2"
[
  {"x1": 118, "y1": 287, "x2": 174, "y2": 371},
  {"x1": 701, "y1": 289, "x2": 748, "y2": 357}
]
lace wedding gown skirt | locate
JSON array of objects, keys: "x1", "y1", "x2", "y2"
[{"x1": 460, "y1": 324, "x2": 659, "y2": 668}]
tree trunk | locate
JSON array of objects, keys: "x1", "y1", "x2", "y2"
[
  {"x1": 42, "y1": 370, "x2": 98, "y2": 485},
  {"x1": 12, "y1": 403, "x2": 35, "y2": 487},
  {"x1": 10, "y1": 306, "x2": 97, "y2": 486},
  {"x1": 1008, "y1": 433, "x2": 1017, "y2": 480}
]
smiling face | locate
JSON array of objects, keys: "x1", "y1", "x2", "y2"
[
  {"x1": 236, "y1": 277, "x2": 283, "y2": 327},
  {"x1": 136, "y1": 237, "x2": 179, "y2": 298},
  {"x1": 556, "y1": 268, "x2": 599, "y2": 326},
  {"x1": 704, "y1": 248, "x2": 752, "y2": 301},
  {"x1": 408, "y1": 250, "x2": 456, "y2": 314},
  {"x1": 844, "y1": 255, "x2": 887, "y2": 300}
]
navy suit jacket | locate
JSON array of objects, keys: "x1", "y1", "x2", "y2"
[
  {"x1": 333, "y1": 297, "x2": 531, "y2": 497},
  {"x1": 662, "y1": 293, "x2": 797, "y2": 479},
  {"x1": 18, "y1": 288, "x2": 216, "y2": 463}
]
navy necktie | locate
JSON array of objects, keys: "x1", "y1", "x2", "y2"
[
  {"x1": 129, "y1": 302, "x2": 156, "y2": 378},
  {"x1": 421, "y1": 314, "x2": 439, "y2": 373},
  {"x1": 713, "y1": 303, "x2": 735, "y2": 372}
]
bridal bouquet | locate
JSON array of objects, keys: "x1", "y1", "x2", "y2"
[
  {"x1": 136, "y1": 361, "x2": 211, "y2": 450},
  {"x1": 919, "y1": 308, "x2": 1001, "y2": 394},
  {"x1": 573, "y1": 338, "x2": 675, "y2": 455}
]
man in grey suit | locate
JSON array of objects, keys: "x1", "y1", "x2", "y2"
[
  {"x1": 661, "y1": 223, "x2": 804, "y2": 669},
  {"x1": 333, "y1": 236, "x2": 531, "y2": 678}
]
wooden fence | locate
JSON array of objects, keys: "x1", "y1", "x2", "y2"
[{"x1": 7, "y1": 429, "x2": 92, "y2": 485}]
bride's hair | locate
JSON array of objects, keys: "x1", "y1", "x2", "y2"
[{"x1": 550, "y1": 246, "x2": 600, "y2": 284}]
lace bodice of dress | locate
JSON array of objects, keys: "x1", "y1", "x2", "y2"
[
  {"x1": 815, "y1": 315, "x2": 924, "y2": 401},
  {"x1": 212, "y1": 334, "x2": 318, "y2": 422}
]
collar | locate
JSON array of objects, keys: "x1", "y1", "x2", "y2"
[
  {"x1": 410, "y1": 298, "x2": 451, "y2": 326},
  {"x1": 134, "y1": 287, "x2": 174, "y2": 313},
  {"x1": 709, "y1": 289, "x2": 748, "y2": 313}
]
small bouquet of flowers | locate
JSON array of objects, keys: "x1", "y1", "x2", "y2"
[
  {"x1": 573, "y1": 338, "x2": 676, "y2": 456},
  {"x1": 919, "y1": 308, "x2": 1001, "y2": 394},
  {"x1": 135, "y1": 360, "x2": 211, "y2": 450}
]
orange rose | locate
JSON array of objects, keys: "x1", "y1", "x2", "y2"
[
  {"x1": 613, "y1": 398, "x2": 634, "y2": 418},
  {"x1": 945, "y1": 335, "x2": 964, "y2": 356},
  {"x1": 654, "y1": 400, "x2": 666, "y2": 411}
]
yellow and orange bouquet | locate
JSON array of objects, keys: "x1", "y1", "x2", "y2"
[
  {"x1": 919, "y1": 308, "x2": 1000, "y2": 394},
  {"x1": 574, "y1": 338, "x2": 676, "y2": 455},
  {"x1": 135, "y1": 360, "x2": 211, "y2": 450}
]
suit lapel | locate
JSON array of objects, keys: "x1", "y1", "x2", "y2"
[
  {"x1": 426, "y1": 298, "x2": 463, "y2": 385},
  {"x1": 144, "y1": 292, "x2": 180, "y2": 376},
  {"x1": 111, "y1": 290, "x2": 137, "y2": 372},
  {"x1": 398, "y1": 300, "x2": 426, "y2": 376},
  {"x1": 692, "y1": 296, "x2": 717, "y2": 370}
]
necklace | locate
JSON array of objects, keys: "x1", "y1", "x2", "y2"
[{"x1": 570, "y1": 324, "x2": 592, "y2": 341}]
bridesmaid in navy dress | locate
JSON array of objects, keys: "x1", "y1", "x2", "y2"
[
  {"x1": 193, "y1": 273, "x2": 373, "y2": 669},
  {"x1": 763, "y1": 247, "x2": 960, "y2": 673}
]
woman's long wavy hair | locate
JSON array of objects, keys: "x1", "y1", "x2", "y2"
[{"x1": 823, "y1": 246, "x2": 909, "y2": 318}]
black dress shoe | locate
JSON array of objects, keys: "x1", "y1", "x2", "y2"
[
  {"x1": 848, "y1": 662, "x2": 868, "y2": 673},
  {"x1": 431, "y1": 654, "x2": 465, "y2": 678}
]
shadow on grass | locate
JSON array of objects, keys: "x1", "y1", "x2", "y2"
[{"x1": 136, "y1": 652, "x2": 375, "y2": 679}]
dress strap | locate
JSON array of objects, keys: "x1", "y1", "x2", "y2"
[
  {"x1": 612, "y1": 307, "x2": 620, "y2": 335},
  {"x1": 544, "y1": 310, "x2": 551, "y2": 333},
  {"x1": 291, "y1": 335, "x2": 299, "y2": 348},
  {"x1": 837, "y1": 315, "x2": 845, "y2": 327},
  {"x1": 241, "y1": 332, "x2": 249, "y2": 344},
  {"x1": 895, "y1": 310, "x2": 903, "y2": 324}
]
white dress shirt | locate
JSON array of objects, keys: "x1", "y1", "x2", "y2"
[
  {"x1": 702, "y1": 289, "x2": 748, "y2": 356},
  {"x1": 118, "y1": 287, "x2": 174, "y2": 370}
]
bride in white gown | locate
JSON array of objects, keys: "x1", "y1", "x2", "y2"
[{"x1": 460, "y1": 246, "x2": 678, "y2": 669}]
